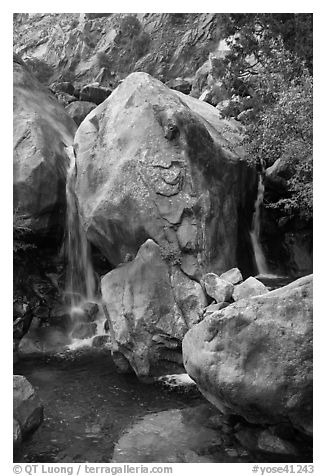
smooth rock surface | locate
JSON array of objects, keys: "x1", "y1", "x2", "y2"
[
  {"x1": 101, "y1": 239, "x2": 188, "y2": 377},
  {"x1": 112, "y1": 405, "x2": 221, "y2": 463},
  {"x1": 13, "y1": 54, "x2": 76, "y2": 235},
  {"x1": 75, "y1": 72, "x2": 256, "y2": 275},
  {"x1": 201, "y1": 273, "x2": 234, "y2": 302},
  {"x1": 13, "y1": 375, "x2": 44, "y2": 436},
  {"x1": 232, "y1": 276, "x2": 268, "y2": 301},
  {"x1": 183, "y1": 275, "x2": 313, "y2": 436},
  {"x1": 220, "y1": 267, "x2": 243, "y2": 285}
]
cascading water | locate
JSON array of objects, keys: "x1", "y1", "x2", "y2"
[
  {"x1": 64, "y1": 146, "x2": 107, "y2": 347},
  {"x1": 250, "y1": 174, "x2": 270, "y2": 276},
  {"x1": 65, "y1": 146, "x2": 96, "y2": 309}
]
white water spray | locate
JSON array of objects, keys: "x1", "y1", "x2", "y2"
[{"x1": 250, "y1": 174, "x2": 270, "y2": 276}]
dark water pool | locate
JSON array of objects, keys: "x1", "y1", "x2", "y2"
[
  {"x1": 13, "y1": 350, "x2": 216, "y2": 463},
  {"x1": 14, "y1": 348, "x2": 312, "y2": 464}
]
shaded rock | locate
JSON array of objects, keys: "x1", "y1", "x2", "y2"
[
  {"x1": 54, "y1": 91, "x2": 77, "y2": 106},
  {"x1": 50, "y1": 81, "x2": 75, "y2": 95},
  {"x1": 204, "y1": 302, "x2": 229, "y2": 315},
  {"x1": 171, "y1": 268, "x2": 207, "y2": 328},
  {"x1": 201, "y1": 273, "x2": 234, "y2": 302},
  {"x1": 220, "y1": 267, "x2": 243, "y2": 285},
  {"x1": 112, "y1": 351, "x2": 133, "y2": 374},
  {"x1": 232, "y1": 276, "x2": 268, "y2": 301},
  {"x1": 183, "y1": 275, "x2": 313, "y2": 436},
  {"x1": 112, "y1": 405, "x2": 222, "y2": 463},
  {"x1": 65, "y1": 100, "x2": 97, "y2": 126},
  {"x1": 74, "y1": 72, "x2": 256, "y2": 276},
  {"x1": 13, "y1": 55, "x2": 76, "y2": 236},
  {"x1": 165, "y1": 77, "x2": 192, "y2": 94},
  {"x1": 180, "y1": 254, "x2": 202, "y2": 281},
  {"x1": 13, "y1": 418, "x2": 22, "y2": 452},
  {"x1": 79, "y1": 83, "x2": 111, "y2": 105},
  {"x1": 13, "y1": 375, "x2": 43, "y2": 437},
  {"x1": 71, "y1": 322, "x2": 97, "y2": 340},
  {"x1": 257, "y1": 429, "x2": 298, "y2": 456},
  {"x1": 101, "y1": 240, "x2": 187, "y2": 378},
  {"x1": 92, "y1": 335, "x2": 111, "y2": 348}
]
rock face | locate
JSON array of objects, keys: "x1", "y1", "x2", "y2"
[
  {"x1": 13, "y1": 14, "x2": 223, "y2": 90},
  {"x1": 75, "y1": 72, "x2": 256, "y2": 276},
  {"x1": 13, "y1": 375, "x2": 43, "y2": 437},
  {"x1": 13, "y1": 54, "x2": 77, "y2": 236},
  {"x1": 101, "y1": 239, "x2": 207, "y2": 378},
  {"x1": 183, "y1": 275, "x2": 313, "y2": 436}
]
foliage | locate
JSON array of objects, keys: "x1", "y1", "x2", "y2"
[
  {"x1": 119, "y1": 15, "x2": 142, "y2": 38},
  {"x1": 96, "y1": 51, "x2": 112, "y2": 69},
  {"x1": 218, "y1": 15, "x2": 313, "y2": 222}
]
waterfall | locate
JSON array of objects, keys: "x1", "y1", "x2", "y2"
[
  {"x1": 65, "y1": 146, "x2": 96, "y2": 310},
  {"x1": 250, "y1": 174, "x2": 270, "y2": 276}
]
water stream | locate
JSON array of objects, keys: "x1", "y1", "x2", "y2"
[{"x1": 250, "y1": 174, "x2": 270, "y2": 276}]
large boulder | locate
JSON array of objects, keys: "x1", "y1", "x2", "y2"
[
  {"x1": 13, "y1": 54, "x2": 77, "y2": 235},
  {"x1": 75, "y1": 72, "x2": 256, "y2": 276},
  {"x1": 101, "y1": 239, "x2": 207, "y2": 378},
  {"x1": 183, "y1": 275, "x2": 313, "y2": 436},
  {"x1": 13, "y1": 375, "x2": 43, "y2": 437}
]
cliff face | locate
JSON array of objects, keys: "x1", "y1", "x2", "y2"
[{"x1": 13, "y1": 13, "x2": 225, "y2": 89}]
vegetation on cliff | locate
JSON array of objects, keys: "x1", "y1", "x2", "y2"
[{"x1": 218, "y1": 14, "x2": 313, "y2": 222}]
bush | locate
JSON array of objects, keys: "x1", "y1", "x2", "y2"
[{"x1": 119, "y1": 15, "x2": 141, "y2": 38}]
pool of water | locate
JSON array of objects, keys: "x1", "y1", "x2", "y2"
[
  {"x1": 14, "y1": 346, "x2": 312, "y2": 464},
  {"x1": 14, "y1": 349, "x2": 237, "y2": 463}
]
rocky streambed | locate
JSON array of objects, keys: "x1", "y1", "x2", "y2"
[{"x1": 13, "y1": 348, "x2": 312, "y2": 464}]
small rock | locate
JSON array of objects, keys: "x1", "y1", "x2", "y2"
[
  {"x1": 225, "y1": 447, "x2": 238, "y2": 458},
  {"x1": 50, "y1": 81, "x2": 75, "y2": 95},
  {"x1": 232, "y1": 276, "x2": 268, "y2": 301},
  {"x1": 13, "y1": 375, "x2": 43, "y2": 437},
  {"x1": 13, "y1": 418, "x2": 22, "y2": 452},
  {"x1": 257, "y1": 429, "x2": 298, "y2": 455},
  {"x1": 55, "y1": 92, "x2": 77, "y2": 106},
  {"x1": 220, "y1": 267, "x2": 243, "y2": 285},
  {"x1": 80, "y1": 84, "x2": 111, "y2": 105},
  {"x1": 201, "y1": 273, "x2": 234, "y2": 303}
]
